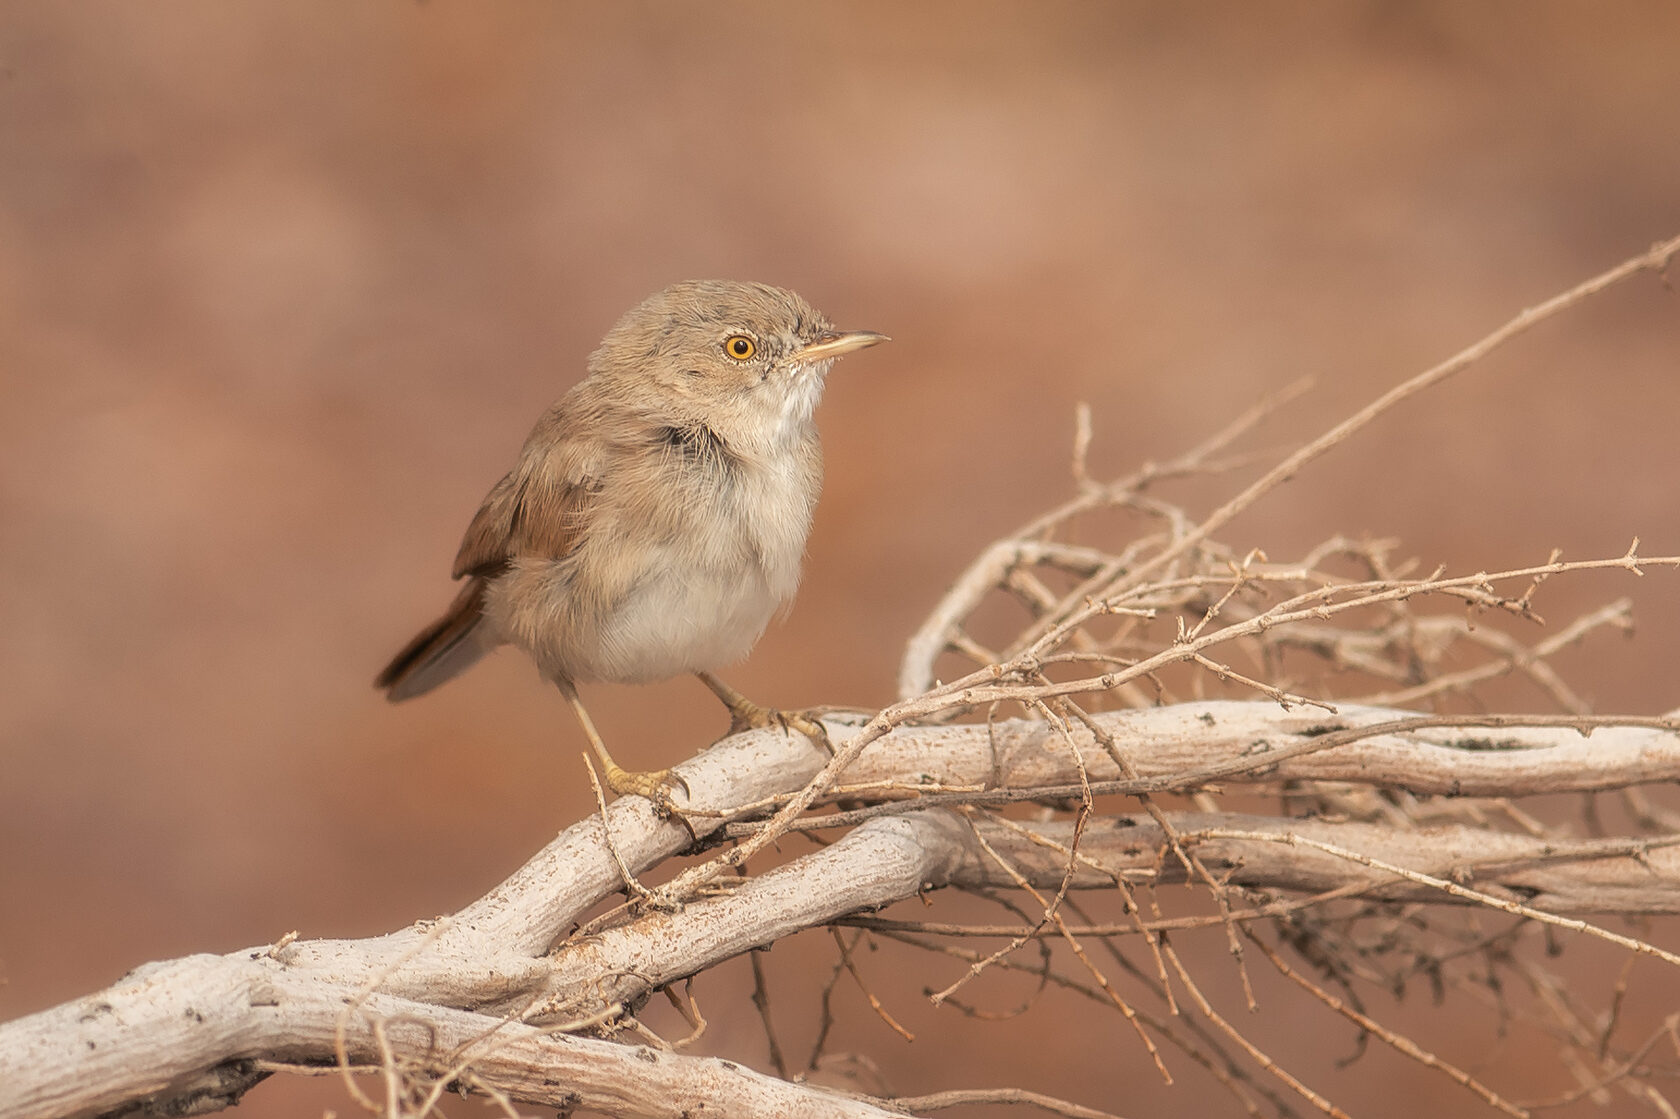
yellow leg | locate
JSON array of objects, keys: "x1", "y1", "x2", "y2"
[
  {"x1": 558, "y1": 679, "x2": 689, "y2": 808},
  {"x1": 694, "y1": 671, "x2": 833, "y2": 754}
]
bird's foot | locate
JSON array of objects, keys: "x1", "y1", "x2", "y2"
[
  {"x1": 721, "y1": 696, "x2": 834, "y2": 755},
  {"x1": 602, "y1": 761, "x2": 691, "y2": 816}
]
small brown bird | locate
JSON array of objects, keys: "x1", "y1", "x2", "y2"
[{"x1": 376, "y1": 280, "x2": 887, "y2": 804}]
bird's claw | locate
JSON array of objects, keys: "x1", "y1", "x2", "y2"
[
  {"x1": 724, "y1": 700, "x2": 834, "y2": 755},
  {"x1": 604, "y1": 763, "x2": 691, "y2": 817}
]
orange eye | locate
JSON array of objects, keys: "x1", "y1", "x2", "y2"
[{"x1": 723, "y1": 335, "x2": 756, "y2": 360}]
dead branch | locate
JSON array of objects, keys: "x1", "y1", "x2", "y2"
[{"x1": 6, "y1": 704, "x2": 1680, "y2": 1117}]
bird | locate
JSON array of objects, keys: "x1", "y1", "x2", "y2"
[{"x1": 375, "y1": 280, "x2": 887, "y2": 806}]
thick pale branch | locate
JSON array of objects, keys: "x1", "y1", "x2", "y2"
[
  {"x1": 0, "y1": 954, "x2": 901, "y2": 1119},
  {"x1": 955, "y1": 813, "x2": 1680, "y2": 914},
  {"x1": 273, "y1": 725, "x2": 835, "y2": 1005},
  {"x1": 530, "y1": 808, "x2": 1680, "y2": 1023},
  {"x1": 7, "y1": 700, "x2": 1680, "y2": 1118},
  {"x1": 270, "y1": 697, "x2": 1680, "y2": 1010},
  {"x1": 827, "y1": 701, "x2": 1680, "y2": 801},
  {"x1": 522, "y1": 813, "x2": 970, "y2": 1021}
]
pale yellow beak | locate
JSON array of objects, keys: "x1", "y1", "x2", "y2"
[{"x1": 794, "y1": 330, "x2": 890, "y2": 363}]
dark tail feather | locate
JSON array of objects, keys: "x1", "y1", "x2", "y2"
[{"x1": 376, "y1": 578, "x2": 495, "y2": 702}]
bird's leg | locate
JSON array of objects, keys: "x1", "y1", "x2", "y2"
[
  {"x1": 557, "y1": 679, "x2": 689, "y2": 810},
  {"x1": 694, "y1": 670, "x2": 834, "y2": 754}
]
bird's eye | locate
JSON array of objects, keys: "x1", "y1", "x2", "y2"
[{"x1": 723, "y1": 335, "x2": 756, "y2": 360}]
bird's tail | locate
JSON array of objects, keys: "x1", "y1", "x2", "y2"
[{"x1": 376, "y1": 577, "x2": 497, "y2": 701}]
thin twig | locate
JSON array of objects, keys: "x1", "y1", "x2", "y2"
[
  {"x1": 887, "y1": 1086, "x2": 1131, "y2": 1119},
  {"x1": 1245, "y1": 929, "x2": 1529, "y2": 1117},
  {"x1": 747, "y1": 949, "x2": 789, "y2": 1079},
  {"x1": 831, "y1": 928, "x2": 916, "y2": 1042}
]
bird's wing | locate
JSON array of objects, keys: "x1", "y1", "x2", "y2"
[
  {"x1": 451, "y1": 469, "x2": 521, "y2": 578},
  {"x1": 452, "y1": 414, "x2": 601, "y2": 579}
]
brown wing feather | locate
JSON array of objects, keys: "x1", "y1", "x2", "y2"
[
  {"x1": 452, "y1": 470, "x2": 519, "y2": 578},
  {"x1": 379, "y1": 409, "x2": 600, "y2": 701},
  {"x1": 454, "y1": 412, "x2": 598, "y2": 577}
]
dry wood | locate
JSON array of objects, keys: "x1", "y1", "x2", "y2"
[{"x1": 6, "y1": 705, "x2": 1680, "y2": 1118}]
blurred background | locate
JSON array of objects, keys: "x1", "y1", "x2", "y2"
[{"x1": 4, "y1": 3, "x2": 1680, "y2": 1115}]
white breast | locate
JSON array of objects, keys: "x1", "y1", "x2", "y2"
[
  {"x1": 533, "y1": 444, "x2": 815, "y2": 686},
  {"x1": 591, "y1": 549, "x2": 784, "y2": 683}
]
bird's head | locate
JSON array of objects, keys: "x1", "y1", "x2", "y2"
[{"x1": 588, "y1": 280, "x2": 887, "y2": 450}]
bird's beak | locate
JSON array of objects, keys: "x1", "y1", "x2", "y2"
[{"x1": 794, "y1": 330, "x2": 890, "y2": 363}]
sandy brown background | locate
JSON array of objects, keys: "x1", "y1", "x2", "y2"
[{"x1": 5, "y1": 3, "x2": 1680, "y2": 1115}]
